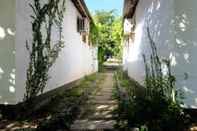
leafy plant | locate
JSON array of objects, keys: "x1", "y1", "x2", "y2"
[
  {"x1": 93, "y1": 10, "x2": 123, "y2": 67},
  {"x1": 143, "y1": 27, "x2": 180, "y2": 104},
  {"x1": 89, "y1": 21, "x2": 99, "y2": 46},
  {"x1": 114, "y1": 27, "x2": 190, "y2": 131},
  {"x1": 25, "y1": 0, "x2": 66, "y2": 100}
]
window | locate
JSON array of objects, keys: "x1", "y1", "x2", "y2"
[
  {"x1": 77, "y1": 17, "x2": 85, "y2": 32},
  {"x1": 77, "y1": 17, "x2": 89, "y2": 43}
]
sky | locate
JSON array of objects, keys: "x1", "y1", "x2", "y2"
[{"x1": 84, "y1": 0, "x2": 124, "y2": 16}]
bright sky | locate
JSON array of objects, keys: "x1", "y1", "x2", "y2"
[{"x1": 84, "y1": 0, "x2": 124, "y2": 16}]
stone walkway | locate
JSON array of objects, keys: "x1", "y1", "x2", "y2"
[{"x1": 71, "y1": 72, "x2": 117, "y2": 131}]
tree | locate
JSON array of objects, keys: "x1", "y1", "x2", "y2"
[
  {"x1": 93, "y1": 10, "x2": 123, "y2": 67},
  {"x1": 111, "y1": 17, "x2": 123, "y2": 58}
]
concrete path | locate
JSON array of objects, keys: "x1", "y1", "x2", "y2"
[{"x1": 71, "y1": 72, "x2": 117, "y2": 131}]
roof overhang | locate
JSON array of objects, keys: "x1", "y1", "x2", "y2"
[
  {"x1": 123, "y1": 0, "x2": 139, "y2": 19},
  {"x1": 71, "y1": 0, "x2": 93, "y2": 22}
]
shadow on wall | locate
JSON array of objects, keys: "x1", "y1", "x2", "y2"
[
  {"x1": 138, "y1": 0, "x2": 197, "y2": 108},
  {"x1": 173, "y1": 0, "x2": 197, "y2": 108},
  {"x1": 0, "y1": 0, "x2": 16, "y2": 104}
]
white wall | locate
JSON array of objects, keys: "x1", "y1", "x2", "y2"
[
  {"x1": 0, "y1": 0, "x2": 16, "y2": 104},
  {"x1": 124, "y1": 0, "x2": 197, "y2": 108},
  {"x1": 46, "y1": 0, "x2": 98, "y2": 92},
  {"x1": 123, "y1": 19, "x2": 135, "y2": 71},
  {"x1": 9, "y1": 0, "x2": 97, "y2": 104},
  {"x1": 16, "y1": 0, "x2": 33, "y2": 104},
  {"x1": 173, "y1": 0, "x2": 197, "y2": 108}
]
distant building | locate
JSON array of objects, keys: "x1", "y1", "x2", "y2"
[
  {"x1": 0, "y1": 0, "x2": 98, "y2": 104},
  {"x1": 123, "y1": 0, "x2": 197, "y2": 108}
]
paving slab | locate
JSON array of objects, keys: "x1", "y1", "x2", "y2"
[{"x1": 71, "y1": 72, "x2": 117, "y2": 131}]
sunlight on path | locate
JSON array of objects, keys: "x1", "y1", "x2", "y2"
[{"x1": 71, "y1": 72, "x2": 117, "y2": 131}]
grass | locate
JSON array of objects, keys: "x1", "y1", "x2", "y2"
[{"x1": 0, "y1": 73, "x2": 105, "y2": 131}]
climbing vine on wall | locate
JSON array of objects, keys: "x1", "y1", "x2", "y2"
[
  {"x1": 89, "y1": 21, "x2": 98, "y2": 46},
  {"x1": 25, "y1": 0, "x2": 66, "y2": 100}
]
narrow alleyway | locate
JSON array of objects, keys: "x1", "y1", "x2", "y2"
[{"x1": 71, "y1": 71, "x2": 117, "y2": 131}]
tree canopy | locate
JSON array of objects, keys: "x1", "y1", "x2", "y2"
[{"x1": 92, "y1": 10, "x2": 123, "y2": 65}]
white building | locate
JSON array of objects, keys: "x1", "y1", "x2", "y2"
[
  {"x1": 0, "y1": 0, "x2": 98, "y2": 105},
  {"x1": 123, "y1": 0, "x2": 197, "y2": 108}
]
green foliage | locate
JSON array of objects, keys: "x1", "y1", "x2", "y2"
[
  {"x1": 113, "y1": 27, "x2": 190, "y2": 131},
  {"x1": 94, "y1": 10, "x2": 116, "y2": 25},
  {"x1": 93, "y1": 10, "x2": 123, "y2": 65},
  {"x1": 25, "y1": 0, "x2": 66, "y2": 100},
  {"x1": 143, "y1": 27, "x2": 183, "y2": 105},
  {"x1": 89, "y1": 22, "x2": 99, "y2": 46},
  {"x1": 111, "y1": 17, "x2": 123, "y2": 59}
]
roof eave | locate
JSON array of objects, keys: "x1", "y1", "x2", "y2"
[{"x1": 71, "y1": 0, "x2": 93, "y2": 22}]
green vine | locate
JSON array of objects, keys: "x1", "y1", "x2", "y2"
[
  {"x1": 89, "y1": 21, "x2": 98, "y2": 46},
  {"x1": 25, "y1": 0, "x2": 66, "y2": 100},
  {"x1": 143, "y1": 27, "x2": 178, "y2": 102}
]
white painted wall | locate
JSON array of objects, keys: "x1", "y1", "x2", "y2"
[
  {"x1": 0, "y1": 0, "x2": 16, "y2": 104},
  {"x1": 46, "y1": 0, "x2": 98, "y2": 93},
  {"x1": 173, "y1": 0, "x2": 197, "y2": 108},
  {"x1": 0, "y1": 0, "x2": 97, "y2": 104},
  {"x1": 123, "y1": 19, "x2": 135, "y2": 71},
  {"x1": 124, "y1": 0, "x2": 197, "y2": 108}
]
